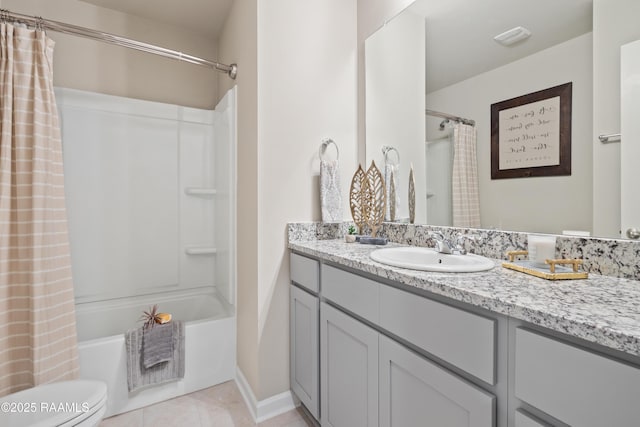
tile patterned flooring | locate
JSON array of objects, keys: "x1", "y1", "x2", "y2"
[{"x1": 99, "y1": 381, "x2": 314, "y2": 427}]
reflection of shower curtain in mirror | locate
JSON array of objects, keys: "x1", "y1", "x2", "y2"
[{"x1": 452, "y1": 123, "x2": 480, "y2": 227}]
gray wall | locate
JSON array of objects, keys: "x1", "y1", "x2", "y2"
[{"x1": 427, "y1": 34, "x2": 593, "y2": 234}]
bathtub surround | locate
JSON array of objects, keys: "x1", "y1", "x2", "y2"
[
  {"x1": 57, "y1": 87, "x2": 237, "y2": 416},
  {"x1": 288, "y1": 222, "x2": 640, "y2": 281},
  {"x1": 0, "y1": 23, "x2": 79, "y2": 396}
]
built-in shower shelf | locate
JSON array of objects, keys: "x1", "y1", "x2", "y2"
[
  {"x1": 184, "y1": 187, "x2": 217, "y2": 196},
  {"x1": 184, "y1": 247, "x2": 217, "y2": 255}
]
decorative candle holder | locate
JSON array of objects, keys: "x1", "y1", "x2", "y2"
[{"x1": 527, "y1": 234, "x2": 556, "y2": 267}]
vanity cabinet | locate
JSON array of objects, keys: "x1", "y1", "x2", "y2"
[
  {"x1": 290, "y1": 285, "x2": 319, "y2": 419},
  {"x1": 318, "y1": 261, "x2": 496, "y2": 427},
  {"x1": 289, "y1": 253, "x2": 320, "y2": 420},
  {"x1": 320, "y1": 302, "x2": 378, "y2": 427},
  {"x1": 513, "y1": 410, "x2": 549, "y2": 427},
  {"x1": 289, "y1": 249, "x2": 640, "y2": 427},
  {"x1": 514, "y1": 327, "x2": 640, "y2": 427},
  {"x1": 379, "y1": 334, "x2": 495, "y2": 427}
]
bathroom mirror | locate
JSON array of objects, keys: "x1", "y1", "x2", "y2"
[{"x1": 365, "y1": 0, "x2": 619, "y2": 236}]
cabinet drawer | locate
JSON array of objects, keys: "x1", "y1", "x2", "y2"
[
  {"x1": 379, "y1": 285, "x2": 495, "y2": 384},
  {"x1": 290, "y1": 252, "x2": 319, "y2": 293},
  {"x1": 515, "y1": 328, "x2": 640, "y2": 427},
  {"x1": 379, "y1": 335, "x2": 495, "y2": 427},
  {"x1": 514, "y1": 410, "x2": 549, "y2": 427},
  {"x1": 321, "y1": 265, "x2": 379, "y2": 324}
]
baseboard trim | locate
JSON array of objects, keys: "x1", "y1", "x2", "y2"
[{"x1": 235, "y1": 366, "x2": 298, "y2": 423}]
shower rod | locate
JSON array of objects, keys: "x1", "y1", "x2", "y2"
[
  {"x1": 425, "y1": 109, "x2": 475, "y2": 127},
  {"x1": 0, "y1": 9, "x2": 237, "y2": 79}
]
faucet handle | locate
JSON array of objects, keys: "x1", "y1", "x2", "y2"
[
  {"x1": 429, "y1": 231, "x2": 452, "y2": 254},
  {"x1": 429, "y1": 231, "x2": 446, "y2": 242}
]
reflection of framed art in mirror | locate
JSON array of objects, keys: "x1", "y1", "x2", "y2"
[{"x1": 491, "y1": 82, "x2": 572, "y2": 179}]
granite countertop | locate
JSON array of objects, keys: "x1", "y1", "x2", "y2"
[{"x1": 289, "y1": 238, "x2": 640, "y2": 358}]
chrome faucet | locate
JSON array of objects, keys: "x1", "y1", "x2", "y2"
[
  {"x1": 430, "y1": 232, "x2": 474, "y2": 255},
  {"x1": 430, "y1": 232, "x2": 454, "y2": 254}
]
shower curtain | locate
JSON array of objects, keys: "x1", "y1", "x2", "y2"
[
  {"x1": 0, "y1": 23, "x2": 79, "y2": 396},
  {"x1": 452, "y1": 123, "x2": 480, "y2": 228}
]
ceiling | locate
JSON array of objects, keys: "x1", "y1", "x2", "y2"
[
  {"x1": 404, "y1": 0, "x2": 593, "y2": 93},
  {"x1": 79, "y1": 0, "x2": 234, "y2": 40},
  {"x1": 80, "y1": 0, "x2": 592, "y2": 91}
]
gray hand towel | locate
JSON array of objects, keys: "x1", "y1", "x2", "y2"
[
  {"x1": 125, "y1": 321, "x2": 185, "y2": 392},
  {"x1": 142, "y1": 323, "x2": 174, "y2": 368}
]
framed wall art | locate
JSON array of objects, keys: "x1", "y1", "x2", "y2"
[{"x1": 490, "y1": 82, "x2": 572, "y2": 179}]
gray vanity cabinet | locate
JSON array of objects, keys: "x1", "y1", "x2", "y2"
[
  {"x1": 513, "y1": 410, "x2": 549, "y2": 427},
  {"x1": 379, "y1": 334, "x2": 495, "y2": 427},
  {"x1": 514, "y1": 327, "x2": 640, "y2": 427},
  {"x1": 290, "y1": 248, "x2": 640, "y2": 427},
  {"x1": 290, "y1": 253, "x2": 320, "y2": 420},
  {"x1": 320, "y1": 302, "x2": 379, "y2": 427},
  {"x1": 290, "y1": 284, "x2": 319, "y2": 419}
]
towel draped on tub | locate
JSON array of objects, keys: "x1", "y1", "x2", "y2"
[{"x1": 125, "y1": 321, "x2": 185, "y2": 392}]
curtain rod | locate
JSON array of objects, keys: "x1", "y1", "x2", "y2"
[
  {"x1": 0, "y1": 9, "x2": 237, "y2": 79},
  {"x1": 425, "y1": 109, "x2": 475, "y2": 127}
]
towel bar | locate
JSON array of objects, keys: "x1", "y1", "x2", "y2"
[
  {"x1": 319, "y1": 138, "x2": 339, "y2": 161},
  {"x1": 598, "y1": 133, "x2": 621, "y2": 143},
  {"x1": 184, "y1": 247, "x2": 217, "y2": 255},
  {"x1": 184, "y1": 188, "x2": 216, "y2": 195}
]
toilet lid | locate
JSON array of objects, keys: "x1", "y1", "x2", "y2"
[{"x1": 0, "y1": 380, "x2": 107, "y2": 427}]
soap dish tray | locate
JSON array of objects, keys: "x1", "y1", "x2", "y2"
[{"x1": 502, "y1": 250, "x2": 588, "y2": 281}]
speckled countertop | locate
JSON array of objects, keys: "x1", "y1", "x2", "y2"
[{"x1": 289, "y1": 238, "x2": 640, "y2": 358}]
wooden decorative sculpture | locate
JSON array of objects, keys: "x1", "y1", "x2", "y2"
[
  {"x1": 408, "y1": 164, "x2": 415, "y2": 224},
  {"x1": 349, "y1": 162, "x2": 387, "y2": 238},
  {"x1": 365, "y1": 161, "x2": 386, "y2": 237},
  {"x1": 349, "y1": 165, "x2": 367, "y2": 234}
]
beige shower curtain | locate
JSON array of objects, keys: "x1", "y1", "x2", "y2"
[
  {"x1": 452, "y1": 123, "x2": 481, "y2": 228},
  {"x1": 0, "y1": 23, "x2": 79, "y2": 396}
]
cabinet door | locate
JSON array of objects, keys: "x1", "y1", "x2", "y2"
[
  {"x1": 514, "y1": 410, "x2": 550, "y2": 427},
  {"x1": 515, "y1": 328, "x2": 640, "y2": 427},
  {"x1": 379, "y1": 335, "x2": 495, "y2": 427},
  {"x1": 290, "y1": 285, "x2": 319, "y2": 419},
  {"x1": 321, "y1": 302, "x2": 378, "y2": 427}
]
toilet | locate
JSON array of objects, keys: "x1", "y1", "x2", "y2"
[{"x1": 0, "y1": 380, "x2": 107, "y2": 427}]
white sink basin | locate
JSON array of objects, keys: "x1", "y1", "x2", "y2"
[{"x1": 370, "y1": 246, "x2": 494, "y2": 272}]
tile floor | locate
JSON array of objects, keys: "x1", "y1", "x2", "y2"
[{"x1": 99, "y1": 381, "x2": 314, "y2": 427}]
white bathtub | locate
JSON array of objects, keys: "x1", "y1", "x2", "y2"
[{"x1": 75, "y1": 288, "x2": 236, "y2": 417}]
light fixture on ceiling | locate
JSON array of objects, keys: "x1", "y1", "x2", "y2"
[{"x1": 493, "y1": 26, "x2": 531, "y2": 46}]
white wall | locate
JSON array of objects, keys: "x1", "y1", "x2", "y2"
[
  {"x1": 256, "y1": 0, "x2": 358, "y2": 400},
  {"x1": 218, "y1": 0, "x2": 261, "y2": 399},
  {"x1": 592, "y1": 0, "x2": 640, "y2": 237},
  {"x1": 365, "y1": 10, "x2": 426, "y2": 222},
  {"x1": 218, "y1": 0, "x2": 358, "y2": 404},
  {"x1": 427, "y1": 33, "x2": 593, "y2": 234},
  {"x1": 3, "y1": 0, "x2": 219, "y2": 109},
  {"x1": 357, "y1": 0, "x2": 416, "y2": 165}
]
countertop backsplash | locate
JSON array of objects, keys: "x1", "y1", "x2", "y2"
[{"x1": 287, "y1": 222, "x2": 640, "y2": 281}]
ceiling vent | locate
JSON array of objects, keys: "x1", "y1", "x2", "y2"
[{"x1": 493, "y1": 26, "x2": 531, "y2": 46}]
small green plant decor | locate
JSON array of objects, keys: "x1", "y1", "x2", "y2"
[{"x1": 345, "y1": 225, "x2": 357, "y2": 243}]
